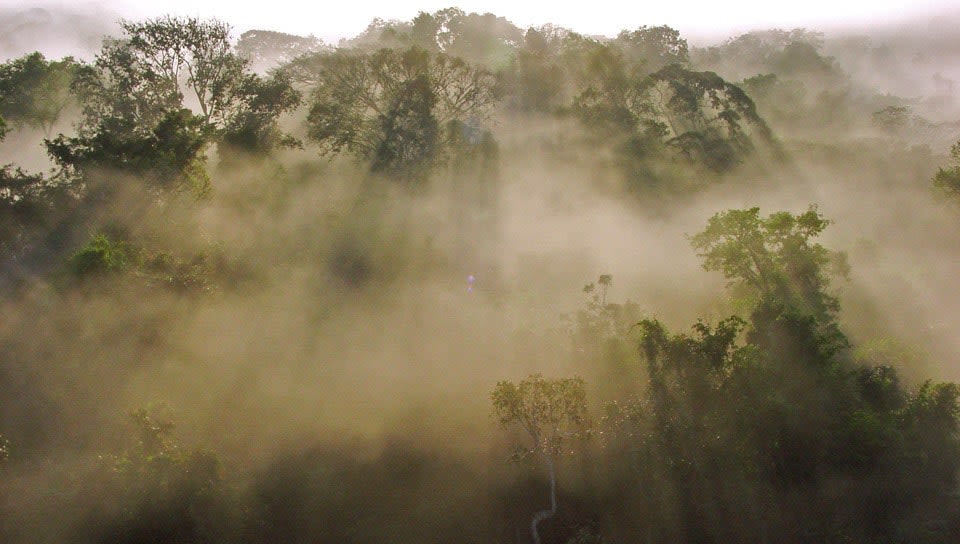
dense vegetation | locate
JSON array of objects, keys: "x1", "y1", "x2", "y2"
[{"x1": 1, "y1": 7, "x2": 960, "y2": 543}]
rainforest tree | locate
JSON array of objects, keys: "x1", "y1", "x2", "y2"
[
  {"x1": 492, "y1": 375, "x2": 589, "y2": 544},
  {"x1": 304, "y1": 46, "x2": 498, "y2": 180},
  {"x1": 933, "y1": 140, "x2": 960, "y2": 199},
  {"x1": 0, "y1": 52, "x2": 80, "y2": 136},
  {"x1": 47, "y1": 16, "x2": 300, "y2": 189}
]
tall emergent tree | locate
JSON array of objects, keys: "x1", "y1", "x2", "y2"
[
  {"x1": 615, "y1": 25, "x2": 690, "y2": 74},
  {"x1": 575, "y1": 60, "x2": 777, "y2": 175},
  {"x1": 235, "y1": 29, "x2": 326, "y2": 73},
  {"x1": 690, "y1": 205, "x2": 848, "y2": 359},
  {"x1": 303, "y1": 46, "x2": 498, "y2": 180},
  {"x1": 691, "y1": 206, "x2": 840, "y2": 314},
  {"x1": 492, "y1": 375, "x2": 589, "y2": 544},
  {"x1": 47, "y1": 16, "x2": 300, "y2": 191}
]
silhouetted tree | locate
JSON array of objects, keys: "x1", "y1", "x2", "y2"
[
  {"x1": 616, "y1": 25, "x2": 690, "y2": 74},
  {"x1": 47, "y1": 15, "x2": 299, "y2": 189},
  {"x1": 933, "y1": 140, "x2": 960, "y2": 199},
  {"x1": 235, "y1": 29, "x2": 325, "y2": 72},
  {"x1": 493, "y1": 375, "x2": 589, "y2": 544},
  {"x1": 305, "y1": 46, "x2": 497, "y2": 180},
  {"x1": 0, "y1": 52, "x2": 79, "y2": 136}
]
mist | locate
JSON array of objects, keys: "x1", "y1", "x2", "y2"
[{"x1": 2, "y1": 5, "x2": 960, "y2": 544}]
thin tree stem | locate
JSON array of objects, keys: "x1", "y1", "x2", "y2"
[{"x1": 531, "y1": 453, "x2": 558, "y2": 544}]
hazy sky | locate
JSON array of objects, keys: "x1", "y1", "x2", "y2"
[{"x1": 10, "y1": 0, "x2": 956, "y2": 43}]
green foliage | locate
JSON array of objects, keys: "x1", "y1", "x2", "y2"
[
  {"x1": 115, "y1": 16, "x2": 249, "y2": 126},
  {"x1": 571, "y1": 275, "x2": 644, "y2": 387},
  {"x1": 503, "y1": 27, "x2": 568, "y2": 112},
  {"x1": 219, "y1": 69, "x2": 302, "y2": 156},
  {"x1": 0, "y1": 163, "x2": 78, "y2": 257},
  {"x1": 7, "y1": 12, "x2": 960, "y2": 544},
  {"x1": 0, "y1": 91, "x2": 80, "y2": 259},
  {"x1": 639, "y1": 316, "x2": 751, "y2": 378},
  {"x1": 615, "y1": 25, "x2": 689, "y2": 73},
  {"x1": 932, "y1": 140, "x2": 960, "y2": 200},
  {"x1": 772, "y1": 41, "x2": 839, "y2": 79},
  {"x1": 574, "y1": 208, "x2": 960, "y2": 542},
  {"x1": 492, "y1": 374, "x2": 589, "y2": 457},
  {"x1": 0, "y1": 52, "x2": 79, "y2": 135},
  {"x1": 436, "y1": 9, "x2": 523, "y2": 67},
  {"x1": 615, "y1": 301, "x2": 960, "y2": 541},
  {"x1": 339, "y1": 8, "x2": 523, "y2": 68},
  {"x1": 899, "y1": 381, "x2": 960, "y2": 486},
  {"x1": 493, "y1": 374, "x2": 590, "y2": 544},
  {"x1": 647, "y1": 65, "x2": 775, "y2": 168},
  {"x1": 66, "y1": 232, "x2": 216, "y2": 292},
  {"x1": 855, "y1": 365, "x2": 905, "y2": 413},
  {"x1": 693, "y1": 28, "x2": 835, "y2": 82},
  {"x1": 574, "y1": 59, "x2": 777, "y2": 184},
  {"x1": 694, "y1": 30, "x2": 850, "y2": 137},
  {"x1": 68, "y1": 233, "x2": 133, "y2": 276},
  {"x1": 691, "y1": 206, "x2": 845, "y2": 320},
  {"x1": 370, "y1": 71, "x2": 439, "y2": 177},
  {"x1": 636, "y1": 316, "x2": 755, "y2": 480},
  {"x1": 304, "y1": 46, "x2": 498, "y2": 180},
  {"x1": 627, "y1": 316, "x2": 760, "y2": 540},
  {"x1": 410, "y1": 12, "x2": 442, "y2": 51},
  {"x1": 933, "y1": 165, "x2": 960, "y2": 198},
  {"x1": 691, "y1": 206, "x2": 850, "y2": 364},
  {"x1": 235, "y1": 29, "x2": 326, "y2": 70},
  {"x1": 50, "y1": 15, "x2": 299, "y2": 188},
  {"x1": 740, "y1": 73, "x2": 808, "y2": 127},
  {"x1": 92, "y1": 407, "x2": 230, "y2": 544},
  {"x1": 70, "y1": 35, "x2": 181, "y2": 136},
  {"x1": 47, "y1": 108, "x2": 211, "y2": 190}
]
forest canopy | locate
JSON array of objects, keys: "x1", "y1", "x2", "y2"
[{"x1": 1, "y1": 6, "x2": 960, "y2": 544}]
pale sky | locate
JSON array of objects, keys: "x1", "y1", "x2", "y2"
[{"x1": 8, "y1": 0, "x2": 958, "y2": 43}]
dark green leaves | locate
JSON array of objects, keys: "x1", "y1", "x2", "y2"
[
  {"x1": 47, "y1": 108, "x2": 211, "y2": 191},
  {"x1": 0, "y1": 52, "x2": 79, "y2": 135},
  {"x1": 574, "y1": 60, "x2": 776, "y2": 176},
  {"x1": 304, "y1": 46, "x2": 497, "y2": 180},
  {"x1": 47, "y1": 16, "x2": 300, "y2": 191}
]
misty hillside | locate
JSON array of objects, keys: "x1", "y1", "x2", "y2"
[{"x1": 2, "y1": 6, "x2": 960, "y2": 544}]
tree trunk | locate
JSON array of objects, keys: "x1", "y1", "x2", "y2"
[{"x1": 531, "y1": 454, "x2": 557, "y2": 544}]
